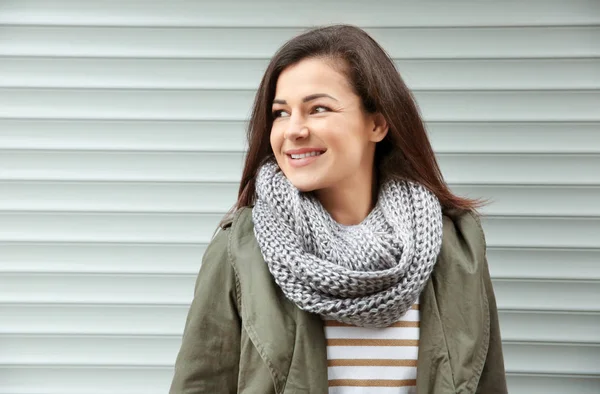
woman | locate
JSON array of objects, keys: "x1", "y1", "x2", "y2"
[{"x1": 170, "y1": 25, "x2": 507, "y2": 394}]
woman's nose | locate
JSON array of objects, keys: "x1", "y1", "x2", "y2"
[{"x1": 284, "y1": 120, "x2": 309, "y2": 140}]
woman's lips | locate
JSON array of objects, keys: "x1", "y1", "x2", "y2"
[
  {"x1": 285, "y1": 147, "x2": 326, "y2": 156},
  {"x1": 285, "y1": 150, "x2": 325, "y2": 168}
]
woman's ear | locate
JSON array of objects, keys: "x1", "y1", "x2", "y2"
[{"x1": 369, "y1": 113, "x2": 389, "y2": 143}]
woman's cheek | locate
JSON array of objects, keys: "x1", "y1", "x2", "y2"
[{"x1": 269, "y1": 126, "x2": 283, "y2": 153}]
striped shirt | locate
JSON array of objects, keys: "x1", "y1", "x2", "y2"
[{"x1": 324, "y1": 303, "x2": 420, "y2": 394}]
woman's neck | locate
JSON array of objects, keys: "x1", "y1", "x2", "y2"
[{"x1": 315, "y1": 170, "x2": 377, "y2": 226}]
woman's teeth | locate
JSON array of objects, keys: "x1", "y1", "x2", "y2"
[{"x1": 290, "y1": 151, "x2": 323, "y2": 159}]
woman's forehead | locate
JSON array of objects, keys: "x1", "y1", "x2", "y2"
[{"x1": 275, "y1": 58, "x2": 352, "y2": 99}]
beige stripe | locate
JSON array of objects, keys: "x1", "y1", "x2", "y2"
[
  {"x1": 329, "y1": 379, "x2": 417, "y2": 387},
  {"x1": 411, "y1": 304, "x2": 420, "y2": 310},
  {"x1": 324, "y1": 320, "x2": 419, "y2": 328},
  {"x1": 328, "y1": 359, "x2": 417, "y2": 367},
  {"x1": 327, "y1": 339, "x2": 419, "y2": 347}
]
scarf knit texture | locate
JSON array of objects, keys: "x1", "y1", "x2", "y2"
[{"x1": 252, "y1": 161, "x2": 444, "y2": 328}]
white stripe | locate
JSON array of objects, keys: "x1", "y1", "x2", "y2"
[
  {"x1": 397, "y1": 309, "x2": 420, "y2": 321},
  {"x1": 327, "y1": 346, "x2": 419, "y2": 360},
  {"x1": 324, "y1": 309, "x2": 419, "y2": 323},
  {"x1": 325, "y1": 326, "x2": 420, "y2": 340},
  {"x1": 328, "y1": 366, "x2": 418, "y2": 380},
  {"x1": 329, "y1": 386, "x2": 417, "y2": 394}
]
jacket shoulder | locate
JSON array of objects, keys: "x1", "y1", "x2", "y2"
[
  {"x1": 225, "y1": 207, "x2": 277, "y2": 288},
  {"x1": 227, "y1": 207, "x2": 261, "y2": 259},
  {"x1": 437, "y1": 210, "x2": 487, "y2": 276},
  {"x1": 192, "y1": 224, "x2": 238, "y2": 299},
  {"x1": 229, "y1": 206, "x2": 254, "y2": 235}
]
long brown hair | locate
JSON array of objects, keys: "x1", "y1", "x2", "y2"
[{"x1": 234, "y1": 24, "x2": 483, "y2": 218}]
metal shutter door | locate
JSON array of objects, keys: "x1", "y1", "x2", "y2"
[{"x1": 0, "y1": 1, "x2": 598, "y2": 393}]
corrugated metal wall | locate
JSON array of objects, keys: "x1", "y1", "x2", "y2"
[{"x1": 0, "y1": 1, "x2": 599, "y2": 393}]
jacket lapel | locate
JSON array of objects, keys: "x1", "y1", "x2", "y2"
[{"x1": 230, "y1": 208, "x2": 328, "y2": 393}]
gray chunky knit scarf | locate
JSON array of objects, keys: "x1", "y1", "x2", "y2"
[{"x1": 252, "y1": 161, "x2": 443, "y2": 328}]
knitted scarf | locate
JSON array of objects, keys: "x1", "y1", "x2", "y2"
[{"x1": 251, "y1": 161, "x2": 443, "y2": 328}]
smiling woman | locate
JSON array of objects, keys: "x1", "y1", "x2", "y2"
[{"x1": 170, "y1": 25, "x2": 507, "y2": 394}]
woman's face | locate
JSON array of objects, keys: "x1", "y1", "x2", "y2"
[{"x1": 270, "y1": 57, "x2": 387, "y2": 193}]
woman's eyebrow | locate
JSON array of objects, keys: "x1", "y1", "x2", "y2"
[{"x1": 272, "y1": 93, "x2": 339, "y2": 105}]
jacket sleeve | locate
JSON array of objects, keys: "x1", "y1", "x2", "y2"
[
  {"x1": 476, "y1": 245, "x2": 508, "y2": 393},
  {"x1": 169, "y1": 228, "x2": 241, "y2": 394}
]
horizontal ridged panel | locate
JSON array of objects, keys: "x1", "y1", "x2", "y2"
[
  {"x1": 0, "y1": 304, "x2": 191, "y2": 335},
  {"x1": 2, "y1": 304, "x2": 599, "y2": 343},
  {"x1": 0, "y1": 244, "x2": 598, "y2": 287},
  {"x1": 6, "y1": 182, "x2": 600, "y2": 214},
  {"x1": 506, "y1": 375, "x2": 600, "y2": 394},
  {"x1": 0, "y1": 181, "x2": 239, "y2": 213},
  {"x1": 0, "y1": 213, "x2": 599, "y2": 248},
  {"x1": 2, "y1": 183, "x2": 600, "y2": 216},
  {"x1": 0, "y1": 120, "x2": 248, "y2": 151},
  {"x1": 492, "y1": 280, "x2": 599, "y2": 312},
  {"x1": 499, "y1": 311, "x2": 600, "y2": 343},
  {"x1": 439, "y1": 155, "x2": 599, "y2": 185},
  {"x1": 0, "y1": 366, "x2": 172, "y2": 394},
  {"x1": 453, "y1": 186, "x2": 600, "y2": 216},
  {"x1": 0, "y1": 213, "x2": 222, "y2": 243},
  {"x1": 1, "y1": 121, "x2": 599, "y2": 154},
  {"x1": 2, "y1": 0, "x2": 597, "y2": 27},
  {"x1": 0, "y1": 335, "x2": 180, "y2": 366},
  {"x1": 2, "y1": 151, "x2": 599, "y2": 185},
  {"x1": 0, "y1": 366, "x2": 598, "y2": 394},
  {"x1": 0, "y1": 274, "x2": 195, "y2": 305},
  {"x1": 504, "y1": 343, "x2": 600, "y2": 375},
  {"x1": 2, "y1": 58, "x2": 599, "y2": 90},
  {"x1": 426, "y1": 123, "x2": 600, "y2": 154},
  {"x1": 0, "y1": 242, "x2": 207, "y2": 274},
  {"x1": 1, "y1": 243, "x2": 598, "y2": 281},
  {"x1": 0, "y1": 273, "x2": 597, "y2": 311},
  {"x1": 1, "y1": 335, "x2": 599, "y2": 393},
  {"x1": 2, "y1": 89, "x2": 599, "y2": 121},
  {"x1": 487, "y1": 248, "x2": 600, "y2": 280},
  {"x1": 1, "y1": 26, "x2": 597, "y2": 59},
  {"x1": 0, "y1": 151, "x2": 246, "y2": 182},
  {"x1": 481, "y1": 217, "x2": 600, "y2": 248},
  {"x1": 1, "y1": 335, "x2": 599, "y2": 375},
  {"x1": 2, "y1": 241, "x2": 598, "y2": 281}
]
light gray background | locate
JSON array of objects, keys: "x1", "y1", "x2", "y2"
[{"x1": 0, "y1": 1, "x2": 599, "y2": 393}]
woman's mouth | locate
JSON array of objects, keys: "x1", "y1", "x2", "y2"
[
  {"x1": 285, "y1": 149, "x2": 326, "y2": 168},
  {"x1": 290, "y1": 151, "x2": 324, "y2": 159}
]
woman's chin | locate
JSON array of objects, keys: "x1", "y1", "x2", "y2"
[
  {"x1": 287, "y1": 176, "x2": 325, "y2": 193},
  {"x1": 291, "y1": 182, "x2": 320, "y2": 193}
]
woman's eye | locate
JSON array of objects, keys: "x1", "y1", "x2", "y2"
[
  {"x1": 313, "y1": 106, "x2": 330, "y2": 114},
  {"x1": 272, "y1": 110, "x2": 290, "y2": 118}
]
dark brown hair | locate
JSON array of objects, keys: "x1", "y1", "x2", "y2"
[{"x1": 234, "y1": 24, "x2": 483, "y2": 217}]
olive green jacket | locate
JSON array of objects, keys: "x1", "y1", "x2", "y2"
[{"x1": 170, "y1": 208, "x2": 507, "y2": 393}]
